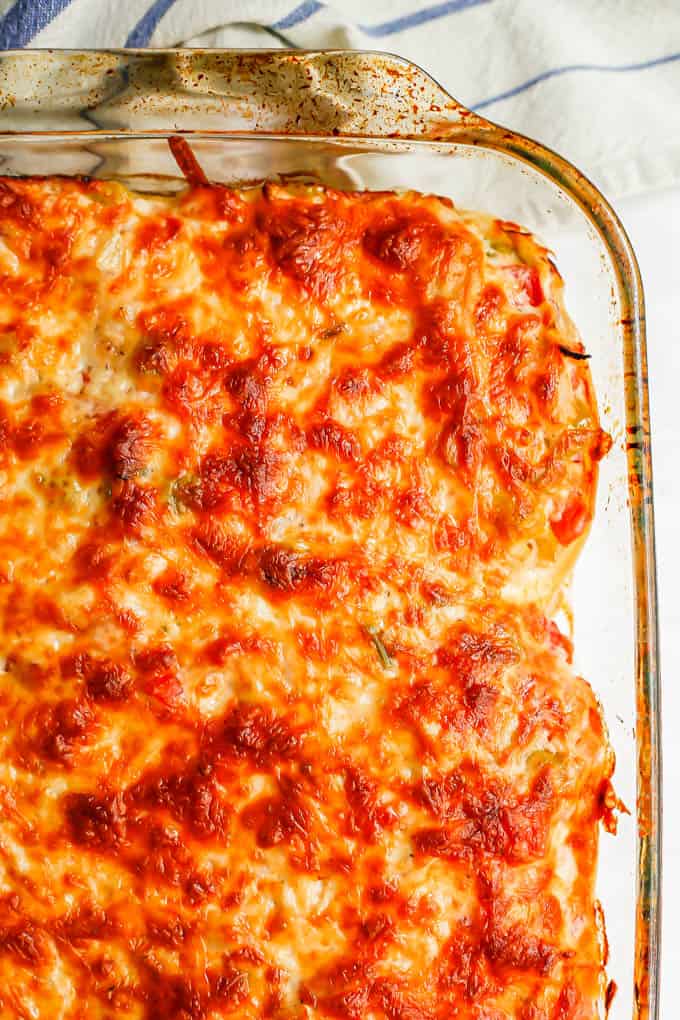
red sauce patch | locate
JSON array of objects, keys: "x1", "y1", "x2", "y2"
[
  {"x1": 12, "y1": 419, "x2": 64, "y2": 460},
  {"x1": 414, "y1": 766, "x2": 554, "y2": 863},
  {"x1": 133, "y1": 762, "x2": 230, "y2": 841},
  {"x1": 373, "y1": 978, "x2": 437, "y2": 1020},
  {"x1": 308, "y1": 419, "x2": 361, "y2": 462},
  {"x1": 550, "y1": 494, "x2": 590, "y2": 546},
  {"x1": 40, "y1": 698, "x2": 95, "y2": 764},
  {"x1": 86, "y1": 660, "x2": 133, "y2": 703},
  {"x1": 191, "y1": 520, "x2": 250, "y2": 575},
  {"x1": 506, "y1": 265, "x2": 544, "y2": 307},
  {"x1": 152, "y1": 568, "x2": 191, "y2": 603},
  {"x1": 64, "y1": 792, "x2": 127, "y2": 850},
  {"x1": 242, "y1": 782, "x2": 311, "y2": 850},
  {"x1": 111, "y1": 481, "x2": 156, "y2": 529},
  {"x1": 205, "y1": 704, "x2": 304, "y2": 768},
  {"x1": 260, "y1": 197, "x2": 350, "y2": 299},
  {"x1": 475, "y1": 284, "x2": 505, "y2": 326},
  {"x1": 344, "y1": 766, "x2": 397, "y2": 841},
  {"x1": 258, "y1": 546, "x2": 345, "y2": 597},
  {"x1": 72, "y1": 412, "x2": 152, "y2": 481},
  {"x1": 0, "y1": 922, "x2": 49, "y2": 966},
  {"x1": 136, "y1": 216, "x2": 181, "y2": 252},
  {"x1": 109, "y1": 415, "x2": 153, "y2": 480},
  {"x1": 363, "y1": 214, "x2": 443, "y2": 276},
  {"x1": 193, "y1": 444, "x2": 282, "y2": 510}
]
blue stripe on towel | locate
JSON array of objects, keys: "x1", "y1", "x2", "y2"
[
  {"x1": 360, "y1": 0, "x2": 490, "y2": 37},
  {"x1": 126, "y1": 0, "x2": 179, "y2": 46},
  {"x1": 0, "y1": 0, "x2": 73, "y2": 48},
  {"x1": 272, "y1": 1, "x2": 323, "y2": 30},
  {"x1": 473, "y1": 50, "x2": 680, "y2": 110},
  {"x1": 126, "y1": 0, "x2": 323, "y2": 44}
]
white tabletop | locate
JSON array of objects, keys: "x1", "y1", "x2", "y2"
[{"x1": 615, "y1": 187, "x2": 679, "y2": 1011}]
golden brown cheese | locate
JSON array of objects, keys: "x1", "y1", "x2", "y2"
[{"x1": 0, "y1": 176, "x2": 613, "y2": 1019}]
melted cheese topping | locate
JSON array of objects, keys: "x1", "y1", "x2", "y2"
[{"x1": 0, "y1": 176, "x2": 613, "y2": 1020}]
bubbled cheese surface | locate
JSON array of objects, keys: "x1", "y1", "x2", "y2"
[{"x1": 0, "y1": 176, "x2": 613, "y2": 1019}]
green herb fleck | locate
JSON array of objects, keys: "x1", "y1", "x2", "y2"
[
  {"x1": 527, "y1": 749, "x2": 565, "y2": 771},
  {"x1": 366, "y1": 626, "x2": 395, "y2": 670},
  {"x1": 485, "y1": 238, "x2": 514, "y2": 258},
  {"x1": 166, "y1": 474, "x2": 196, "y2": 513}
]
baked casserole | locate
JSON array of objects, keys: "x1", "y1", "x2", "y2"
[{"x1": 0, "y1": 174, "x2": 615, "y2": 1019}]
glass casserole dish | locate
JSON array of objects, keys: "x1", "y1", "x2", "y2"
[{"x1": 0, "y1": 48, "x2": 660, "y2": 1020}]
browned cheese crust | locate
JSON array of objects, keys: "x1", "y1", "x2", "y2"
[{"x1": 0, "y1": 177, "x2": 614, "y2": 1019}]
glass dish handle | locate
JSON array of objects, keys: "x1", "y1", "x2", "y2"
[{"x1": 0, "y1": 48, "x2": 482, "y2": 137}]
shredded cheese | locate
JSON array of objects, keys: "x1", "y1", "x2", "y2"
[{"x1": 0, "y1": 176, "x2": 614, "y2": 1019}]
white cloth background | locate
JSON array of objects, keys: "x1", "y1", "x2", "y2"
[
  {"x1": 0, "y1": 0, "x2": 676, "y2": 1009},
  {"x1": 0, "y1": 0, "x2": 679, "y2": 198}
]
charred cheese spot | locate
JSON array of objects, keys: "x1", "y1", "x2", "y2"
[{"x1": 0, "y1": 176, "x2": 612, "y2": 1020}]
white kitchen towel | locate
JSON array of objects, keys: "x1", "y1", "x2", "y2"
[{"x1": 0, "y1": 0, "x2": 679, "y2": 198}]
